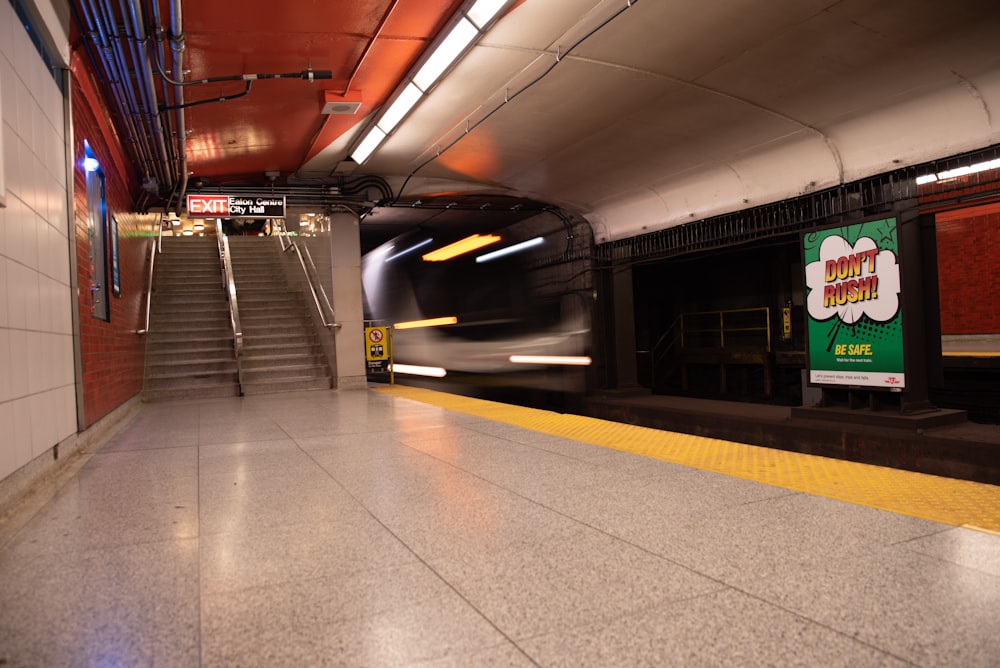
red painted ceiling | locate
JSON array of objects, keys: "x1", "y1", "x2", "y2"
[
  {"x1": 171, "y1": 0, "x2": 464, "y2": 186},
  {"x1": 71, "y1": 0, "x2": 1000, "y2": 246}
]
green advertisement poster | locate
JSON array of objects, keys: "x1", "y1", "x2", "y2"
[{"x1": 803, "y1": 217, "x2": 905, "y2": 389}]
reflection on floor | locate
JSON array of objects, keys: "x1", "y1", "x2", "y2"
[{"x1": 1, "y1": 388, "x2": 998, "y2": 666}]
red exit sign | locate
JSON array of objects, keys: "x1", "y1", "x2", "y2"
[{"x1": 186, "y1": 194, "x2": 230, "y2": 217}]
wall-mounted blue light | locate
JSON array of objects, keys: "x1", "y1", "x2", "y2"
[{"x1": 83, "y1": 140, "x2": 100, "y2": 172}]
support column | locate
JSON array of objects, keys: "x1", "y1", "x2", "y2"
[
  {"x1": 597, "y1": 262, "x2": 640, "y2": 390},
  {"x1": 329, "y1": 210, "x2": 367, "y2": 389},
  {"x1": 898, "y1": 206, "x2": 934, "y2": 413}
]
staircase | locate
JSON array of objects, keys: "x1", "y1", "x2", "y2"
[
  {"x1": 143, "y1": 237, "x2": 240, "y2": 401},
  {"x1": 227, "y1": 236, "x2": 332, "y2": 395}
]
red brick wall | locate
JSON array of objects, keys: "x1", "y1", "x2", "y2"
[
  {"x1": 934, "y1": 203, "x2": 1000, "y2": 335},
  {"x1": 71, "y1": 50, "x2": 156, "y2": 426}
]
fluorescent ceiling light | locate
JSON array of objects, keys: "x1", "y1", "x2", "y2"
[
  {"x1": 378, "y1": 84, "x2": 423, "y2": 133},
  {"x1": 423, "y1": 234, "x2": 501, "y2": 262},
  {"x1": 476, "y1": 236, "x2": 544, "y2": 263},
  {"x1": 509, "y1": 355, "x2": 593, "y2": 366},
  {"x1": 413, "y1": 17, "x2": 478, "y2": 91},
  {"x1": 351, "y1": 127, "x2": 387, "y2": 164},
  {"x1": 918, "y1": 157, "x2": 1000, "y2": 185},
  {"x1": 394, "y1": 316, "x2": 458, "y2": 330},
  {"x1": 389, "y1": 364, "x2": 447, "y2": 378},
  {"x1": 467, "y1": 0, "x2": 508, "y2": 28},
  {"x1": 936, "y1": 158, "x2": 1000, "y2": 181},
  {"x1": 386, "y1": 238, "x2": 433, "y2": 262}
]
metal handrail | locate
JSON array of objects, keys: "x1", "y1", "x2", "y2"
[
  {"x1": 298, "y1": 242, "x2": 336, "y2": 319},
  {"x1": 136, "y1": 216, "x2": 163, "y2": 335},
  {"x1": 276, "y1": 220, "x2": 338, "y2": 328},
  {"x1": 650, "y1": 307, "x2": 772, "y2": 387},
  {"x1": 217, "y1": 222, "x2": 244, "y2": 392}
]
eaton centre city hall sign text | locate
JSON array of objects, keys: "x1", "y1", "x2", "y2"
[{"x1": 186, "y1": 194, "x2": 286, "y2": 219}]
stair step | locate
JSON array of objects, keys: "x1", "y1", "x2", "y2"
[
  {"x1": 241, "y1": 376, "x2": 332, "y2": 396},
  {"x1": 242, "y1": 364, "x2": 330, "y2": 382},
  {"x1": 242, "y1": 331, "x2": 319, "y2": 346},
  {"x1": 242, "y1": 352, "x2": 325, "y2": 367},
  {"x1": 142, "y1": 384, "x2": 240, "y2": 402},
  {"x1": 146, "y1": 358, "x2": 238, "y2": 375},
  {"x1": 147, "y1": 347, "x2": 235, "y2": 362}
]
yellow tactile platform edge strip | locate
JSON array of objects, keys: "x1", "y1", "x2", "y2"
[{"x1": 375, "y1": 385, "x2": 1000, "y2": 533}]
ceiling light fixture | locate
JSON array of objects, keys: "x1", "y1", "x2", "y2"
[
  {"x1": 348, "y1": 0, "x2": 514, "y2": 164},
  {"x1": 916, "y1": 157, "x2": 1000, "y2": 185},
  {"x1": 423, "y1": 234, "x2": 501, "y2": 262}
]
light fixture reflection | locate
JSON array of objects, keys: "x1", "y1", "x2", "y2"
[
  {"x1": 389, "y1": 364, "x2": 447, "y2": 378},
  {"x1": 386, "y1": 238, "x2": 433, "y2": 262},
  {"x1": 509, "y1": 355, "x2": 593, "y2": 366},
  {"x1": 476, "y1": 237, "x2": 544, "y2": 263},
  {"x1": 394, "y1": 316, "x2": 458, "y2": 330},
  {"x1": 423, "y1": 234, "x2": 501, "y2": 262}
]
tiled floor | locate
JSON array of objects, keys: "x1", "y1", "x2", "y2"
[{"x1": 1, "y1": 388, "x2": 998, "y2": 666}]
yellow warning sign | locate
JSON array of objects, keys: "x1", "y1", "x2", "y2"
[{"x1": 365, "y1": 327, "x2": 389, "y2": 362}]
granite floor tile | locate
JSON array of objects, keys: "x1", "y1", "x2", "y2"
[
  {"x1": 5, "y1": 477, "x2": 199, "y2": 555},
  {"x1": 0, "y1": 539, "x2": 200, "y2": 666},
  {"x1": 657, "y1": 492, "x2": 946, "y2": 588},
  {"x1": 519, "y1": 586, "x2": 911, "y2": 667},
  {"x1": 902, "y1": 525, "x2": 1000, "y2": 576},
  {"x1": 199, "y1": 514, "x2": 418, "y2": 594},
  {"x1": 427, "y1": 524, "x2": 724, "y2": 640},
  {"x1": 202, "y1": 587, "x2": 507, "y2": 666},
  {"x1": 742, "y1": 545, "x2": 1000, "y2": 666},
  {"x1": 2, "y1": 388, "x2": 997, "y2": 666}
]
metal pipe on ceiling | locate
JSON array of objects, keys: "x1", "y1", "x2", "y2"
[
  {"x1": 77, "y1": 0, "x2": 175, "y2": 193},
  {"x1": 169, "y1": 0, "x2": 189, "y2": 215},
  {"x1": 125, "y1": 0, "x2": 175, "y2": 192},
  {"x1": 77, "y1": 0, "x2": 154, "y2": 179},
  {"x1": 93, "y1": 0, "x2": 159, "y2": 180}
]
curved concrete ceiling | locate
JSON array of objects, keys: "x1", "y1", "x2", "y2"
[
  {"x1": 82, "y1": 0, "x2": 1000, "y2": 244},
  {"x1": 301, "y1": 0, "x2": 1000, "y2": 242}
]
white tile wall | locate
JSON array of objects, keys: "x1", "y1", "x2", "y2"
[{"x1": 1, "y1": 1, "x2": 76, "y2": 484}]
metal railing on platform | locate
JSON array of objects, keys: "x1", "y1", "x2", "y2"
[{"x1": 651, "y1": 306, "x2": 772, "y2": 395}]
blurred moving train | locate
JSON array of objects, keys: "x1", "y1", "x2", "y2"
[{"x1": 361, "y1": 207, "x2": 595, "y2": 403}]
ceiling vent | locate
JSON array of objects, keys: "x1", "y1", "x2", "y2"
[{"x1": 322, "y1": 91, "x2": 363, "y2": 115}]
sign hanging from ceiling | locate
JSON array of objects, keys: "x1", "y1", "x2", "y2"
[{"x1": 186, "y1": 194, "x2": 286, "y2": 219}]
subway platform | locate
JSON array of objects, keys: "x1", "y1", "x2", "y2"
[{"x1": 0, "y1": 385, "x2": 998, "y2": 666}]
